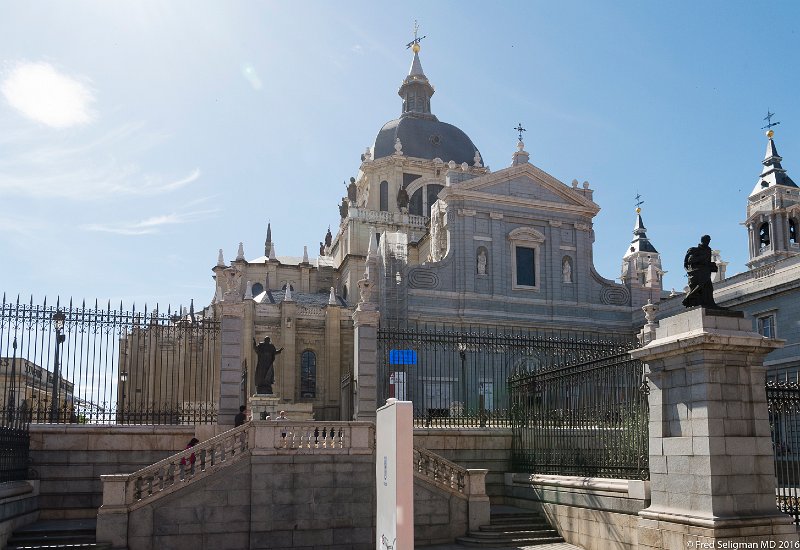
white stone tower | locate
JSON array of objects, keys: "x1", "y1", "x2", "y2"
[
  {"x1": 745, "y1": 124, "x2": 800, "y2": 268},
  {"x1": 620, "y1": 206, "x2": 664, "y2": 306}
]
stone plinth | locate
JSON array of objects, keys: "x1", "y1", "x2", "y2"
[
  {"x1": 631, "y1": 308, "x2": 797, "y2": 548},
  {"x1": 352, "y1": 308, "x2": 380, "y2": 422},
  {"x1": 248, "y1": 394, "x2": 313, "y2": 421}
]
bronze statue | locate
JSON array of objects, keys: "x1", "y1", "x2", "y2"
[
  {"x1": 253, "y1": 336, "x2": 283, "y2": 394},
  {"x1": 397, "y1": 186, "x2": 409, "y2": 210},
  {"x1": 339, "y1": 197, "x2": 348, "y2": 219},
  {"x1": 682, "y1": 235, "x2": 721, "y2": 309},
  {"x1": 347, "y1": 177, "x2": 357, "y2": 202}
]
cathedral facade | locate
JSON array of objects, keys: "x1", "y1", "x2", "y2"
[
  {"x1": 206, "y1": 42, "x2": 799, "y2": 422},
  {"x1": 206, "y1": 42, "x2": 669, "y2": 421}
]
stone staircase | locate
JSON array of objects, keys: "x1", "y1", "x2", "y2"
[
  {"x1": 6, "y1": 519, "x2": 111, "y2": 550},
  {"x1": 456, "y1": 506, "x2": 565, "y2": 547}
]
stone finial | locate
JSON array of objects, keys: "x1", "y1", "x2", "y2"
[
  {"x1": 367, "y1": 230, "x2": 378, "y2": 261},
  {"x1": 236, "y1": 242, "x2": 245, "y2": 261},
  {"x1": 448, "y1": 160, "x2": 456, "y2": 169},
  {"x1": 217, "y1": 248, "x2": 225, "y2": 267},
  {"x1": 244, "y1": 281, "x2": 253, "y2": 300},
  {"x1": 328, "y1": 286, "x2": 337, "y2": 305},
  {"x1": 461, "y1": 162, "x2": 469, "y2": 172},
  {"x1": 303, "y1": 246, "x2": 309, "y2": 264},
  {"x1": 269, "y1": 245, "x2": 276, "y2": 261},
  {"x1": 571, "y1": 179, "x2": 579, "y2": 188},
  {"x1": 284, "y1": 283, "x2": 293, "y2": 302},
  {"x1": 512, "y1": 141, "x2": 530, "y2": 166},
  {"x1": 474, "y1": 150, "x2": 482, "y2": 168},
  {"x1": 582, "y1": 181, "x2": 590, "y2": 189},
  {"x1": 394, "y1": 137, "x2": 403, "y2": 155}
]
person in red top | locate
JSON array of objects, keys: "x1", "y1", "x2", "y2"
[{"x1": 180, "y1": 437, "x2": 199, "y2": 476}]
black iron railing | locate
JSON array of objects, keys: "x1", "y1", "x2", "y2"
[
  {"x1": 377, "y1": 322, "x2": 636, "y2": 428},
  {"x1": 0, "y1": 294, "x2": 220, "y2": 425},
  {"x1": 767, "y1": 377, "x2": 800, "y2": 525},
  {"x1": 509, "y1": 351, "x2": 649, "y2": 480}
]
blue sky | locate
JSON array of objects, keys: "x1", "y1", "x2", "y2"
[{"x1": 1, "y1": 1, "x2": 799, "y2": 309}]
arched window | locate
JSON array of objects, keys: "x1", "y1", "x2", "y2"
[
  {"x1": 409, "y1": 188, "x2": 423, "y2": 216},
  {"x1": 379, "y1": 181, "x2": 389, "y2": 212},
  {"x1": 790, "y1": 218, "x2": 798, "y2": 245},
  {"x1": 251, "y1": 282, "x2": 264, "y2": 296},
  {"x1": 759, "y1": 222, "x2": 771, "y2": 249},
  {"x1": 300, "y1": 351, "x2": 316, "y2": 398}
]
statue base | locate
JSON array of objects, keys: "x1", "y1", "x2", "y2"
[{"x1": 248, "y1": 394, "x2": 315, "y2": 421}]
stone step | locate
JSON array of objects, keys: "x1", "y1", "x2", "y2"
[
  {"x1": 479, "y1": 522, "x2": 551, "y2": 532},
  {"x1": 6, "y1": 519, "x2": 108, "y2": 550},
  {"x1": 467, "y1": 529, "x2": 561, "y2": 540},
  {"x1": 455, "y1": 534, "x2": 565, "y2": 547}
]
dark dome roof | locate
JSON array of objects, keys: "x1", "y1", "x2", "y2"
[{"x1": 373, "y1": 114, "x2": 480, "y2": 165}]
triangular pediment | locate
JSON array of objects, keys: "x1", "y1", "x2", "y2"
[{"x1": 447, "y1": 163, "x2": 599, "y2": 215}]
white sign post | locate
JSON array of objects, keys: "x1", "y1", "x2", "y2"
[{"x1": 376, "y1": 398, "x2": 414, "y2": 550}]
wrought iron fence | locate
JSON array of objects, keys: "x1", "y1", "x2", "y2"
[
  {"x1": 767, "y1": 376, "x2": 800, "y2": 525},
  {"x1": 377, "y1": 321, "x2": 636, "y2": 428},
  {"x1": 0, "y1": 294, "x2": 220, "y2": 425},
  {"x1": 509, "y1": 351, "x2": 649, "y2": 480}
]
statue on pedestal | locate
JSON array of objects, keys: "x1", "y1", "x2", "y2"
[
  {"x1": 253, "y1": 336, "x2": 283, "y2": 394},
  {"x1": 682, "y1": 235, "x2": 721, "y2": 309}
]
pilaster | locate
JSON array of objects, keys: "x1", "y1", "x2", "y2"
[{"x1": 279, "y1": 301, "x2": 297, "y2": 402}]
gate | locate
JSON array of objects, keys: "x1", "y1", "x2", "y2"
[
  {"x1": 768, "y1": 378, "x2": 800, "y2": 524},
  {"x1": 509, "y1": 351, "x2": 649, "y2": 480},
  {"x1": 0, "y1": 295, "x2": 220, "y2": 425},
  {"x1": 377, "y1": 321, "x2": 636, "y2": 427}
]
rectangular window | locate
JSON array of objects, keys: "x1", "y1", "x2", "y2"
[
  {"x1": 758, "y1": 315, "x2": 775, "y2": 338},
  {"x1": 515, "y1": 246, "x2": 536, "y2": 287}
]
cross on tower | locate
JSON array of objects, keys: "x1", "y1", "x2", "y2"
[
  {"x1": 635, "y1": 193, "x2": 645, "y2": 212},
  {"x1": 514, "y1": 123, "x2": 527, "y2": 142},
  {"x1": 761, "y1": 110, "x2": 781, "y2": 131},
  {"x1": 405, "y1": 20, "x2": 426, "y2": 49}
]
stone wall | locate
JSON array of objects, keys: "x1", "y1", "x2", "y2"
[
  {"x1": 414, "y1": 475, "x2": 468, "y2": 545},
  {"x1": 505, "y1": 473, "x2": 649, "y2": 550},
  {"x1": 29, "y1": 424, "x2": 197, "y2": 519},
  {"x1": 414, "y1": 428, "x2": 511, "y2": 499}
]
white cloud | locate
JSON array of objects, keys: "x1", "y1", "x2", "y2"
[
  {"x1": 1, "y1": 62, "x2": 95, "y2": 128},
  {"x1": 81, "y1": 209, "x2": 217, "y2": 235}
]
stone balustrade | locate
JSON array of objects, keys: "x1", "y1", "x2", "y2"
[
  {"x1": 251, "y1": 420, "x2": 373, "y2": 454},
  {"x1": 414, "y1": 446, "x2": 467, "y2": 493},
  {"x1": 100, "y1": 422, "x2": 249, "y2": 511}
]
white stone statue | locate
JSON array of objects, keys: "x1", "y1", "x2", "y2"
[
  {"x1": 474, "y1": 150, "x2": 482, "y2": 168},
  {"x1": 477, "y1": 249, "x2": 487, "y2": 275},
  {"x1": 394, "y1": 138, "x2": 403, "y2": 155},
  {"x1": 562, "y1": 258, "x2": 572, "y2": 283}
]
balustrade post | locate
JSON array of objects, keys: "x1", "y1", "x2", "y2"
[
  {"x1": 465, "y1": 469, "x2": 490, "y2": 532},
  {"x1": 97, "y1": 474, "x2": 130, "y2": 549}
]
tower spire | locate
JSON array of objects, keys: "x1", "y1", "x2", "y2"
[
  {"x1": 398, "y1": 21, "x2": 434, "y2": 118},
  {"x1": 752, "y1": 118, "x2": 797, "y2": 194},
  {"x1": 264, "y1": 222, "x2": 273, "y2": 258}
]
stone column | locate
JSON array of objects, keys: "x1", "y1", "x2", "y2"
[
  {"x1": 352, "y1": 307, "x2": 379, "y2": 423},
  {"x1": 219, "y1": 302, "x2": 245, "y2": 427},
  {"x1": 631, "y1": 308, "x2": 797, "y2": 548}
]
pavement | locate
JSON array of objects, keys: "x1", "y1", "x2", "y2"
[{"x1": 418, "y1": 544, "x2": 583, "y2": 550}]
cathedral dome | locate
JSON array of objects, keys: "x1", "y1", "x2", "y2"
[
  {"x1": 373, "y1": 115, "x2": 480, "y2": 165},
  {"x1": 372, "y1": 45, "x2": 480, "y2": 165}
]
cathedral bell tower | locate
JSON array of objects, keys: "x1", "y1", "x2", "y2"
[
  {"x1": 744, "y1": 122, "x2": 800, "y2": 269},
  {"x1": 620, "y1": 204, "x2": 664, "y2": 307}
]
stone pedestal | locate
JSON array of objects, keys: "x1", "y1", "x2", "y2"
[
  {"x1": 352, "y1": 308, "x2": 380, "y2": 423},
  {"x1": 219, "y1": 302, "x2": 246, "y2": 427},
  {"x1": 631, "y1": 308, "x2": 797, "y2": 548},
  {"x1": 248, "y1": 394, "x2": 313, "y2": 421}
]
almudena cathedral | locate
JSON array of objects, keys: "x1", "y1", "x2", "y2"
[{"x1": 2, "y1": 34, "x2": 800, "y2": 550}]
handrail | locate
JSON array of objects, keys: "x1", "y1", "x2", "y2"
[
  {"x1": 413, "y1": 446, "x2": 467, "y2": 494},
  {"x1": 125, "y1": 422, "x2": 250, "y2": 505}
]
